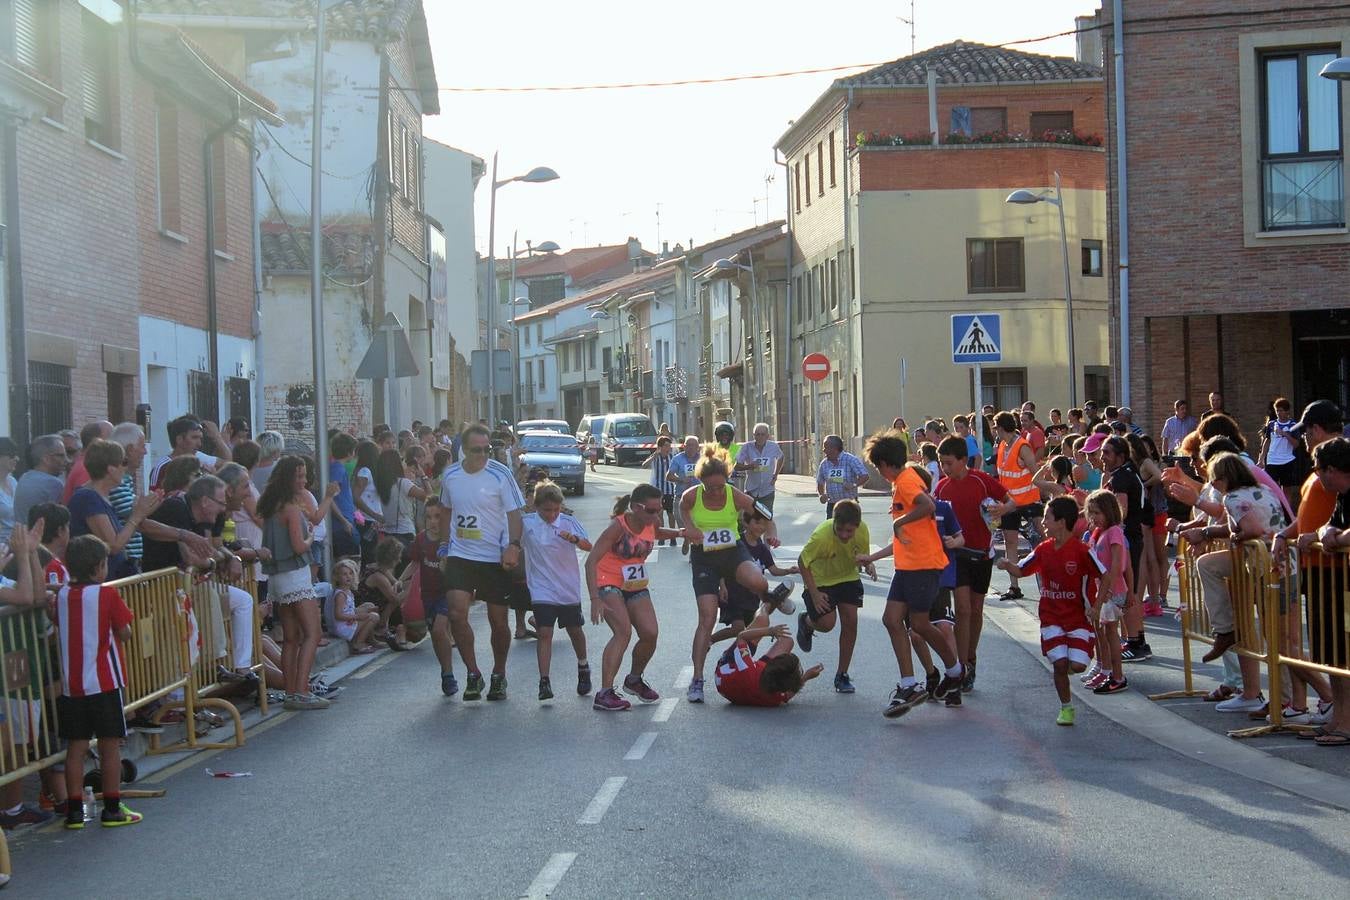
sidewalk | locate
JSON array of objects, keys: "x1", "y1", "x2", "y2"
[{"x1": 986, "y1": 539, "x2": 1350, "y2": 792}]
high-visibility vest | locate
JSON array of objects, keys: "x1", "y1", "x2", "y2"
[{"x1": 997, "y1": 436, "x2": 1038, "y2": 506}]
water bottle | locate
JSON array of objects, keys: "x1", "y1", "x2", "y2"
[{"x1": 82, "y1": 785, "x2": 96, "y2": 823}]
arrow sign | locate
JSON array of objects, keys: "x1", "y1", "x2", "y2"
[
  {"x1": 951, "y1": 314, "x2": 1001, "y2": 364},
  {"x1": 802, "y1": 352, "x2": 831, "y2": 383}
]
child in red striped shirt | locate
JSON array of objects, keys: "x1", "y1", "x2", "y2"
[{"x1": 56, "y1": 535, "x2": 142, "y2": 829}]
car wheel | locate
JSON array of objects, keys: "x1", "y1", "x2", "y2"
[{"x1": 575, "y1": 483, "x2": 585, "y2": 496}]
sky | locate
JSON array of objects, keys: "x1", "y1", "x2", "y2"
[{"x1": 421, "y1": 0, "x2": 1099, "y2": 259}]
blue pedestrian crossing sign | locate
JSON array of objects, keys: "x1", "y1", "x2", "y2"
[{"x1": 951, "y1": 314, "x2": 1002, "y2": 364}]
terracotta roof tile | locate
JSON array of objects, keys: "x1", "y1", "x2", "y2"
[
  {"x1": 841, "y1": 40, "x2": 1101, "y2": 87},
  {"x1": 260, "y1": 222, "x2": 374, "y2": 276}
]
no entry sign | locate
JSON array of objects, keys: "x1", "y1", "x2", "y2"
[{"x1": 802, "y1": 352, "x2": 831, "y2": 382}]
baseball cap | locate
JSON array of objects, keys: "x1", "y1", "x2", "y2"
[
  {"x1": 1082, "y1": 432, "x2": 1108, "y2": 454},
  {"x1": 1289, "y1": 400, "x2": 1344, "y2": 438}
]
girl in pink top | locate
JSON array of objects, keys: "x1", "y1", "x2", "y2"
[{"x1": 1085, "y1": 490, "x2": 1129, "y2": 693}]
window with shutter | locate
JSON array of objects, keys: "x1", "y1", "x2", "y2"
[
  {"x1": 14, "y1": 0, "x2": 38, "y2": 69},
  {"x1": 155, "y1": 100, "x2": 181, "y2": 233},
  {"x1": 81, "y1": 10, "x2": 115, "y2": 147},
  {"x1": 966, "y1": 238, "x2": 1025, "y2": 293},
  {"x1": 399, "y1": 124, "x2": 409, "y2": 197},
  {"x1": 388, "y1": 113, "x2": 402, "y2": 190}
]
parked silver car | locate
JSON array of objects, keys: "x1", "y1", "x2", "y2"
[{"x1": 518, "y1": 430, "x2": 587, "y2": 495}]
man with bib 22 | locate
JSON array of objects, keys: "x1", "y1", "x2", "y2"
[
  {"x1": 438, "y1": 424, "x2": 527, "y2": 702},
  {"x1": 993, "y1": 411, "x2": 1042, "y2": 601},
  {"x1": 680, "y1": 446, "x2": 777, "y2": 703}
]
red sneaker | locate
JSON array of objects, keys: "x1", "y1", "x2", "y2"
[{"x1": 592, "y1": 688, "x2": 632, "y2": 712}]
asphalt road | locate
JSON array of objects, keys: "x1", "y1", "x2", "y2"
[{"x1": 15, "y1": 463, "x2": 1350, "y2": 898}]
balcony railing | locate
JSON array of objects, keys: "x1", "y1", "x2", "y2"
[{"x1": 1262, "y1": 156, "x2": 1345, "y2": 230}]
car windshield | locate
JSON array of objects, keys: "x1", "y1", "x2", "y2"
[
  {"x1": 612, "y1": 419, "x2": 657, "y2": 438},
  {"x1": 522, "y1": 434, "x2": 581, "y2": 452},
  {"x1": 521, "y1": 421, "x2": 570, "y2": 434}
]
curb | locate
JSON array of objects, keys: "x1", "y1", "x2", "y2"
[{"x1": 984, "y1": 601, "x2": 1350, "y2": 812}]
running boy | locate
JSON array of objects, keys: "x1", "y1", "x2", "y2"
[
  {"x1": 58, "y1": 535, "x2": 142, "y2": 828},
  {"x1": 521, "y1": 480, "x2": 593, "y2": 700},
  {"x1": 712, "y1": 505, "x2": 798, "y2": 644},
  {"x1": 406, "y1": 498, "x2": 455, "y2": 695},
  {"x1": 714, "y1": 611, "x2": 824, "y2": 706},
  {"x1": 907, "y1": 474, "x2": 964, "y2": 706},
  {"x1": 795, "y1": 499, "x2": 874, "y2": 694},
  {"x1": 996, "y1": 496, "x2": 1105, "y2": 726}
]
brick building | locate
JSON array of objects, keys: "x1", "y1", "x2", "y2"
[
  {"x1": 776, "y1": 41, "x2": 1110, "y2": 453},
  {"x1": 0, "y1": 0, "x2": 277, "y2": 449},
  {"x1": 1104, "y1": 2, "x2": 1350, "y2": 436}
]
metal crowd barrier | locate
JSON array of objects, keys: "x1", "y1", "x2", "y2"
[{"x1": 1148, "y1": 537, "x2": 1221, "y2": 701}]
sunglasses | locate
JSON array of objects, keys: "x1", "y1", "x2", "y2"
[{"x1": 636, "y1": 504, "x2": 663, "y2": 515}]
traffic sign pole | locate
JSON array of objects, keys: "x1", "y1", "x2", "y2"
[
  {"x1": 974, "y1": 364, "x2": 982, "y2": 421},
  {"x1": 801, "y1": 353, "x2": 831, "y2": 471}
]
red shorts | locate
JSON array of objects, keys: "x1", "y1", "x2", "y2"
[{"x1": 1153, "y1": 511, "x2": 1168, "y2": 535}]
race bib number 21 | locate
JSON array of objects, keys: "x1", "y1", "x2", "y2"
[{"x1": 621, "y1": 564, "x2": 649, "y2": 592}]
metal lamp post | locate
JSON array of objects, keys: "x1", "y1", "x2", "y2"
[
  {"x1": 714, "y1": 256, "x2": 762, "y2": 421},
  {"x1": 1006, "y1": 171, "x2": 1077, "y2": 407},
  {"x1": 485, "y1": 154, "x2": 558, "y2": 425},
  {"x1": 507, "y1": 238, "x2": 559, "y2": 418}
]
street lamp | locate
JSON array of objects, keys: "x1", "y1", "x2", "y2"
[
  {"x1": 486, "y1": 153, "x2": 558, "y2": 424},
  {"x1": 507, "y1": 238, "x2": 560, "y2": 418},
  {"x1": 1006, "y1": 170, "x2": 1077, "y2": 407},
  {"x1": 714, "y1": 256, "x2": 763, "y2": 421},
  {"x1": 1319, "y1": 57, "x2": 1350, "y2": 80}
]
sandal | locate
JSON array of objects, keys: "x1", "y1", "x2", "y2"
[
  {"x1": 349, "y1": 645, "x2": 378, "y2": 655},
  {"x1": 1298, "y1": 725, "x2": 1330, "y2": 741},
  {"x1": 1314, "y1": 729, "x2": 1350, "y2": 747},
  {"x1": 1203, "y1": 685, "x2": 1235, "y2": 702}
]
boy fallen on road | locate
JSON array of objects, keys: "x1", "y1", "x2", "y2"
[
  {"x1": 996, "y1": 496, "x2": 1105, "y2": 726},
  {"x1": 714, "y1": 610, "x2": 823, "y2": 707}
]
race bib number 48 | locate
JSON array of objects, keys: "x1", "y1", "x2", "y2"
[
  {"x1": 621, "y1": 563, "x2": 649, "y2": 592},
  {"x1": 455, "y1": 513, "x2": 482, "y2": 541},
  {"x1": 704, "y1": 528, "x2": 736, "y2": 550}
]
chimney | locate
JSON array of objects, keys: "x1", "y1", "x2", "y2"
[
  {"x1": 662, "y1": 240, "x2": 669, "y2": 257},
  {"x1": 627, "y1": 236, "x2": 641, "y2": 260},
  {"x1": 1075, "y1": 14, "x2": 1103, "y2": 68}
]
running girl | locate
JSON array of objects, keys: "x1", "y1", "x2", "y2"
[
  {"x1": 585, "y1": 484, "x2": 679, "y2": 711},
  {"x1": 1084, "y1": 490, "x2": 1129, "y2": 694},
  {"x1": 679, "y1": 447, "x2": 778, "y2": 703},
  {"x1": 521, "y1": 480, "x2": 593, "y2": 701}
]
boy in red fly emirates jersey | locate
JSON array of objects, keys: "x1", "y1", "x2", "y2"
[
  {"x1": 714, "y1": 610, "x2": 824, "y2": 707},
  {"x1": 996, "y1": 497, "x2": 1105, "y2": 727}
]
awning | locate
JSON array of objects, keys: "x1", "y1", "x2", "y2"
[{"x1": 716, "y1": 362, "x2": 744, "y2": 380}]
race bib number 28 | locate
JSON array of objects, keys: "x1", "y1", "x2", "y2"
[
  {"x1": 704, "y1": 528, "x2": 736, "y2": 550},
  {"x1": 827, "y1": 467, "x2": 845, "y2": 484}
]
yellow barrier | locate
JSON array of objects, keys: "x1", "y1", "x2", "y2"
[{"x1": 1148, "y1": 537, "x2": 1221, "y2": 701}]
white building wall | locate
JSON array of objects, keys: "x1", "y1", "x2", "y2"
[
  {"x1": 423, "y1": 140, "x2": 483, "y2": 414},
  {"x1": 137, "y1": 316, "x2": 254, "y2": 451}
]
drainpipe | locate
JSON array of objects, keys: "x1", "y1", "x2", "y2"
[
  {"x1": 774, "y1": 147, "x2": 793, "y2": 468},
  {"x1": 203, "y1": 101, "x2": 242, "y2": 420},
  {"x1": 251, "y1": 140, "x2": 265, "y2": 424},
  {"x1": 843, "y1": 86, "x2": 857, "y2": 446},
  {"x1": 1112, "y1": 0, "x2": 1131, "y2": 405},
  {"x1": 4, "y1": 120, "x2": 28, "y2": 447}
]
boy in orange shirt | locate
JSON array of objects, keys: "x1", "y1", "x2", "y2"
[{"x1": 863, "y1": 431, "x2": 965, "y2": 719}]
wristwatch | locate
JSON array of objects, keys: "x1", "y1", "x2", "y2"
[{"x1": 509, "y1": 539, "x2": 522, "y2": 548}]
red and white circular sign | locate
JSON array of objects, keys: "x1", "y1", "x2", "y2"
[{"x1": 802, "y1": 352, "x2": 831, "y2": 383}]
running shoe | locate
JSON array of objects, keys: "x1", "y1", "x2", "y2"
[
  {"x1": 944, "y1": 687, "x2": 962, "y2": 708},
  {"x1": 592, "y1": 687, "x2": 632, "y2": 712},
  {"x1": 101, "y1": 803, "x2": 143, "y2": 828},
  {"x1": 1079, "y1": 661, "x2": 1101, "y2": 684},
  {"x1": 538, "y1": 677, "x2": 554, "y2": 701},
  {"x1": 1142, "y1": 599, "x2": 1166, "y2": 617},
  {"x1": 486, "y1": 673, "x2": 508, "y2": 701},
  {"x1": 924, "y1": 668, "x2": 940, "y2": 698},
  {"x1": 834, "y1": 673, "x2": 856, "y2": 694},
  {"x1": 1056, "y1": 705, "x2": 1076, "y2": 726},
  {"x1": 0, "y1": 805, "x2": 53, "y2": 830},
  {"x1": 309, "y1": 678, "x2": 343, "y2": 699},
  {"x1": 687, "y1": 678, "x2": 705, "y2": 703},
  {"x1": 883, "y1": 684, "x2": 928, "y2": 719},
  {"x1": 623, "y1": 674, "x2": 660, "y2": 703},
  {"x1": 796, "y1": 612, "x2": 814, "y2": 653},
  {"x1": 961, "y1": 660, "x2": 977, "y2": 693},
  {"x1": 1084, "y1": 670, "x2": 1111, "y2": 690},
  {"x1": 1214, "y1": 693, "x2": 1266, "y2": 713},
  {"x1": 1311, "y1": 701, "x2": 1335, "y2": 725},
  {"x1": 932, "y1": 671, "x2": 963, "y2": 701},
  {"x1": 1121, "y1": 642, "x2": 1152, "y2": 662},
  {"x1": 441, "y1": 671, "x2": 459, "y2": 697},
  {"x1": 577, "y1": 664, "x2": 592, "y2": 696},
  {"x1": 1093, "y1": 678, "x2": 1129, "y2": 695},
  {"x1": 1269, "y1": 705, "x2": 1310, "y2": 724},
  {"x1": 462, "y1": 671, "x2": 485, "y2": 701},
  {"x1": 282, "y1": 692, "x2": 331, "y2": 710},
  {"x1": 996, "y1": 586, "x2": 1024, "y2": 602},
  {"x1": 769, "y1": 581, "x2": 796, "y2": 614}
]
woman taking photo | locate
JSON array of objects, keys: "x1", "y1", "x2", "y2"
[
  {"x1": 374, "y1": 447, "x2": 427, "y2": 551},
  {"x1": 260, "y1": 456, "x2": 339, "y2": 711}
]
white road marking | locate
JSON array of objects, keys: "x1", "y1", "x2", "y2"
[
  {"x1": 652, "y1": 698, "x2": 680, "y2": 722},
  {"x1": 624, "y1": 731, "x2": 659, "y2": 761},
  {"x1": 577, "y1": 776, "x2": 627, "y2": 825},
  {"x1": 673, "y1": 665, "x2": 694, "y2": 689},
  {"x1": 793, "y1": 513, "x2": 812, "y2": 525},
  {"x1": 522, "y1": 852, "x2": 577, "y2": 899}
]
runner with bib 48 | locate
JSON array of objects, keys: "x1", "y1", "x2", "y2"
[{"x1": 680, "y1": 445, "x2": 778, "y2": 703}]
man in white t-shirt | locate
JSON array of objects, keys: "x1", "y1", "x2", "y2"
[
  {"x1": 735, "y1": 423, "x2": 785, "y2": 511},
  {"x1": 148, "y1": 416, "x2": 228, "y2": 489},
  {"x1": 438, "y1": 424, "x2": 526, "y2": 702}
]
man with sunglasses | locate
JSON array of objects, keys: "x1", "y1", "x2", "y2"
[
  {"x1": 439, "y1": 423, "x2": 527, "y2": 702},
  {"x1": 141, "y1": 473, "x2": 259, "y2": 684}
]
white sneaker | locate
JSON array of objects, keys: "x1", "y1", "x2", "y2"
[
  {"x1": 1214, "y1": 693, "x2": 1265, "y2": 713},
  {"x1": 768, "y1": 580, "x2": 796, "y2": 614},
  {"x1": 1079, "y1": 661, "x2": 1101, "y2": 684},
  {"x1": 1270, "y1": 706, "x2": 1311, "y2": 724},
  {"x1": 1311, "y1": 701, "x2": 1334, "y2": 724},
  {"x1": 687, "y1": 678, "x2": 705, "y2": 703}
]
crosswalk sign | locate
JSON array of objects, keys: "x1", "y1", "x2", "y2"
[{"x1": 951, "y1": 314, "x2": 1001, "y2": 364}]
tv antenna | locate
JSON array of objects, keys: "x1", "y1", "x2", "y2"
[{"x1": 898, "y1": 1, "x2": 916, "y2": 56}]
